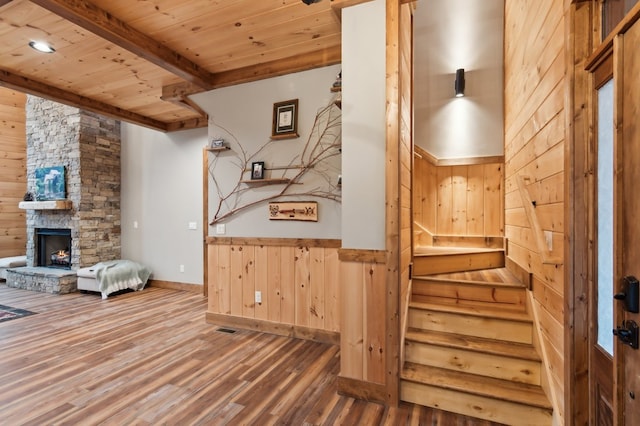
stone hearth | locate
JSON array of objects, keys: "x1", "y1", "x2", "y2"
[{"x1": 6, "y1": 267, "x2": 77, "y2": 294}]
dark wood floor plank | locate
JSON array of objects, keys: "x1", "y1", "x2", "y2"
[{"x1": 0, "y1": 284, "x2": 504, "y2": 425}]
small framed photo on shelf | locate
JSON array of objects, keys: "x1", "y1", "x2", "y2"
[
  {"x1": 209, "y1": 138, "x2": 225, "y2": 148},
  {"x1": 251, "y1": 161, "x2": 265, "y2": 180},
  {"x1": 271, "y1": 99, "x2": 299, "y2": 139}
]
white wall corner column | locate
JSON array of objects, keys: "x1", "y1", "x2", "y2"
[{"x1": 341, "y1": 0, "x2": 387, "y2": 251}]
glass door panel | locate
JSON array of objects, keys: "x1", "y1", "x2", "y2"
[{"x1": 597, "y1": 79, "x2": 615, "y2": 355}]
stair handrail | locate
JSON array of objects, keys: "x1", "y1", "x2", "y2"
[{"x1": 516, "y1": 175, "x2": 563, "y2": 265}]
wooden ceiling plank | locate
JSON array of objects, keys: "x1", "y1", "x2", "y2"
[
  {"x1": 29, "y1": 0, "x2": 216, "y2": 89},
  {"x1": 210, "y1": 33, "x2": 342, "y2": 73},
  {"x1": 0, "y1": 67, "x2": 168, "y2": 131},
  {"x1": 0, "y1": 0, "x2": 15, "y2": 8},
  {"x1": 188, "y1": 20, "x2": 340, "y2": 71}
]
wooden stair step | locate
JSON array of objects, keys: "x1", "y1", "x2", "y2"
[
  {"x1": 421, "y1": 267, "x2": 524, "y2": 285},
  {"x1": 408, "y1": 302, "x2": 533, "y2": 344},
  {"x1": 430, "y1": 235, "x2": 505, "y2": 249},
  {"x1": 412, "y1": 248, "x2": 505, "y2": 275},
  {"x1": 401, "y1": 362, "x2": 552, "y2": 410},
  {"x1": 409, "y1": 301, "x2": 531, "y2": 322},
  {"x1": 413, "y1": 270, "x2": 526, "y2": 288},
  {"x1": 405, "y1": 329, "x2": 540, "y2": 361},
  {"x1": 404, "y1": 333, "x2": 541, "y2": 385},
  {"x1": 401, "y1": 364, "x2": 552, "y2": 425},
  {"x1": 411, "y1": 275, "x2": 527, "y2": 311}
]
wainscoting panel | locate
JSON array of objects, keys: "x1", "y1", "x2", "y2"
[{"x1": 206, "y1": 238, "x2": 341, "y2": 336}]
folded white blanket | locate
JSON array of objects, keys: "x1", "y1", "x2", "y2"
[{"x1": 93, "y1": 260, "x2": 151, "y2": 298}]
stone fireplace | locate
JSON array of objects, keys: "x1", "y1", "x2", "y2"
[{"x1": 6, "y1": 97, "x2": 121, "y2": 294}]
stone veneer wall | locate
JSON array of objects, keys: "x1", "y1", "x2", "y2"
[{"x1": 25, "y1": 97, "x2": 121, "y2": 270}]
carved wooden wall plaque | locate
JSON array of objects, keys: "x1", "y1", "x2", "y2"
[{"x1": 269, "y1": 202, "x2": 318, "y2": 221}]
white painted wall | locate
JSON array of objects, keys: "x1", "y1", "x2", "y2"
[
  {"x1": 414, "y1": 0, "x2": 504, "y2": 159},
  {"x1": 120, "y1": 2, "x2": 391, "y2": 283},
  {"x1": 192, "y1": 65, "x2": 342, "y2": 239},
  {"x1": 121, "y1": 125, "x2": 206, "y2": 285},
  {"x1": 341, "y1": 0, "x2": 386, "y2": 250}
]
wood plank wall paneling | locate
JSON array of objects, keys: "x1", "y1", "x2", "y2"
[
  {"x1": 207, "y1": 241, "x2": 341, "y2": 335},
  {"x1": 567, "y1": 3, "x2": 594, "y2": 425},
  {"x1": 413, "y1": 155, "x2": 504, "y2": 238},
  {"x1": 339, "y1": 259, "x2": 387, "y2": 386},
  {"x1": 504, "y1": 0, "x2": 567, "y2": 422},
  {"x1": 0, "y1": 88, "x2": 26, "y2": 258},
  {"x1": 398, "y1": 2, "x2": 413, "y2": 370}
]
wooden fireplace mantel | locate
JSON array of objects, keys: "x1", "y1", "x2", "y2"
[{"x1": 18, "y1": 200, "x2": 73, "y2": 210}]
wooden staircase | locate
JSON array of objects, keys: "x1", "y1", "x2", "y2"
[{"x1": 400, "y1": 264, "x2": 553, "y2": 425}]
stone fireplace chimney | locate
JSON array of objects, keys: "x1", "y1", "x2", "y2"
[{"x1": 24, "y1": 97, "x2": 121, "y2": 271}]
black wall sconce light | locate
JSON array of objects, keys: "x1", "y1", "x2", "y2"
[{"x1": 454, "y1": 68, "x2": 465, "y2": 97}]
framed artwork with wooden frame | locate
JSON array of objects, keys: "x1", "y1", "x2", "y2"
[{"x1": 271, "y1": 99, "x2": 299, "y2": 140}]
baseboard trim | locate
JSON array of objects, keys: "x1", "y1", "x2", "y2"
[
  {"x1": 337, "y1": 376, "x2": 387, "y2": 403},
  {"x1": 148, "y1": 279, "x2": 203, "y2": 294},
  {"x1": 205, "y1": 312, "x2": 339, "y2": 345}
]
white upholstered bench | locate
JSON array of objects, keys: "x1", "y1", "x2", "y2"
[
  {"x1": 0, "y1": 256, "x2": 27, "y2": 280},
  {"x1": 77, "y1": 266, "x2": 99, "y2": 292}
]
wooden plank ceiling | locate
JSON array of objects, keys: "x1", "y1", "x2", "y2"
[{"x1": 0, "y1": 0, "x2": 355, "y2": 132}]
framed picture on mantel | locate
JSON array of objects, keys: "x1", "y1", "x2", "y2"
[
  {"x1": 271, "y1": 99, "x2": 299, "y2": 140},
  {"x1": 34, "y1": 166, "x2": 66, "y2": 200}
]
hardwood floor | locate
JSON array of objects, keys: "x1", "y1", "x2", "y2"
[{"x1": 0, "y1": 284, "x2": 504, "y2": 425}]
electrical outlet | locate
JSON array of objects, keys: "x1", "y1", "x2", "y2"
[
  {"x1": 544, "y1": 230, "x2": 553, "y2": 251},
  {"x1": 255, "y1": 291, "x2": 262, "y2": 304},
  {"x1": 179, "y1": 264, "x2": 185, "y2": 273},
  {"x1": 216, "y1": 224, "x2": 226, "y2": 235},
  {"x1": 188, "y1": 221, "x2": 197, "y2": 230},
  {"x1": 133, "y1": 221, "x2": 138, "y2": 229}
]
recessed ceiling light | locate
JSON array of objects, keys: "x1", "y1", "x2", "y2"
[{"x1": 29, "y1": 41, "x2": 55, "y2": 53}]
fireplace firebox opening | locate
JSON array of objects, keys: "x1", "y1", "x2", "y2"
[{"x1": 36, "y1": 228, "x2": 72, "y2": 269}]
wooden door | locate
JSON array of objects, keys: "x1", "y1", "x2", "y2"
[{"x1": 619, "y1": 18, "x2": 640, "y2": 424}]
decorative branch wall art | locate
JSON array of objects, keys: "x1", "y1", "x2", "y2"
[{"x1": 208, "y1": 96, "x2": 341, "y2": 225}]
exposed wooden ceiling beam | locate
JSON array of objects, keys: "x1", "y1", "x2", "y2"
[
  {"x1": 161, "y1": 95, "x2": 208, "y2": 117},
  {"x1": 0, "y1": 68, "x2": 169, "y2": 131},
  {"x1": 29, "y1": 0, "x2": 216, "y2": 90},
  {"x1": 162, "y1": 82, "x2": 204, "y2": 104},
  {"x1": 165, "y1": 117, "x2": 208, "y2": 133},
  {"x1": 163, "y1": 45, "x2": 342, "y2": 100},
  {"x1": 0, "y1": 0, "x2": 15, "y2": 8},
  {"x1": 212, "y1": 45, "x2": 342, "y2": 89}
]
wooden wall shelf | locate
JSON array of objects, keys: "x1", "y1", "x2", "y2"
[
  {"x1": 206, "y1": 146, "x2": 231, "y2": 152},
  {"x1": 270, "y1": 133, "x2": 299, "y2": 141},
  {"x1": 241, "y1": 178, "x2": 291, "y2": 185},
  {"x1": 19, "y1": 200, "x2": 73, "y2": 210}
]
